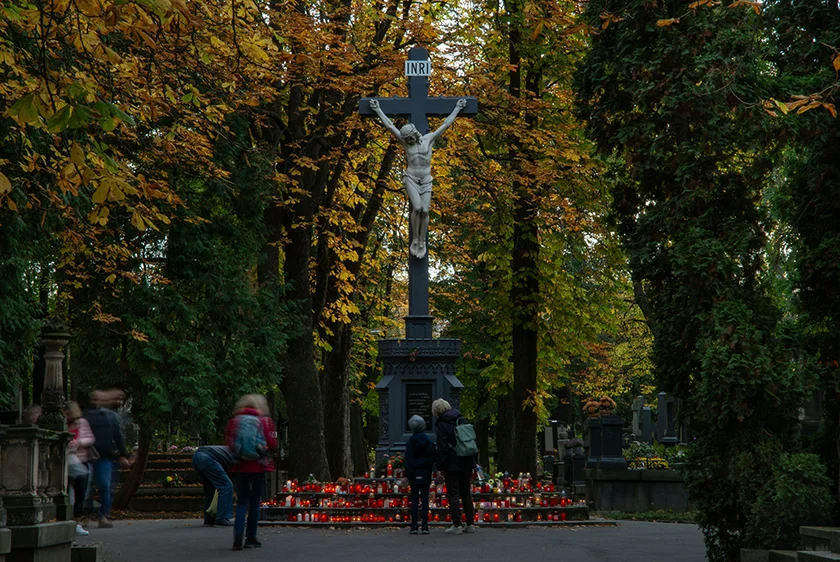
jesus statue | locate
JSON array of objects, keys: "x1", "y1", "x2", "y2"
[{"x1": 368, "y1": 98, "x2": 467, "y2": 259}]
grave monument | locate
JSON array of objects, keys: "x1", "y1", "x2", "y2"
[{"x1": 359, "y1": 47, "x2": 477, "y2": 458}]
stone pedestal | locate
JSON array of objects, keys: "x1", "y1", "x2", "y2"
[
  {"x1": 375, "y1": 338, "x2": 462, "y2": 459},
  {"x1": 585, "y1": 416, "x2": 626, "y2": 470},
  {"x1": 0, "y1": 427, "x2": 71, "y2": 525}
]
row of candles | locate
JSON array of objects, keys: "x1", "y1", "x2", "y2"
[
  {"x1": 269, "y1": 494, "x2": 580, "y2": 509},
  {"x1": 283, "y1": 480, "x2": 560, "y2": 495},
  {"x1": 280, "y1": 511, "x2": 574, "y2": 523}
]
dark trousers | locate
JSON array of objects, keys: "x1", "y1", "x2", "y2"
[
  {"x1": 410, "y1": 483, "x2": 430, "y2": 529},
  {"x1": 444, "y1": 470, "x2": 475, "y2": 527},
  {"x1": 69, "y1": 470, "x2": 89, "y2": 518},
  {"x1": 233, "y1": 472, "x2": 264, "y2": 542},
  {"x1": 192, "y1": 452, "x2": 234, "y2": 523}
]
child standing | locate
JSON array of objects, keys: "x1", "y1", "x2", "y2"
[{"x1": 404, "y1": 415, "x2": 436, "y2": 534}]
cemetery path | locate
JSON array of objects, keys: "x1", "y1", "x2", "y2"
[{"x1": 74, "y1": 519, "x2": 705, "y2": 561}]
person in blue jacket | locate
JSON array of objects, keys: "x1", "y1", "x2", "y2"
[{"x1": 404, "y1": 415, "x2": 436, "y2": 534}]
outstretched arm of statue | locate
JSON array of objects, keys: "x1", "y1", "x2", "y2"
[
  {"x1": 368, "y1": 99, "x2": 403, "y2": 141},
  {"x1": 428, "y1": 98, "x2": 467, "y2": 144}
]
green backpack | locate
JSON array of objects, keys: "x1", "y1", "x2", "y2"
[{"x1": 453, "y1": 417, "x2": 479, "y2": 457}]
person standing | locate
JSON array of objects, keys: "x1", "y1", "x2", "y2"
[
  {"x1": 64, "y1": 401, "x2": 94, "y2": 536},
  {"x1": 432, "y1": 398, "x2": 477, "y2": 534},
  {"x1": 226, "y1": 394, "x2": 277, "y2": 551},
  {"x1": 84, "y1": 390, "x2": 130, "y2": 528},
  {"x1": 191, "y1": 445, "x2": 235, "y2": 527},
  {"x1": 405, "y1": 415, "x2": 436, "y2": 535}
]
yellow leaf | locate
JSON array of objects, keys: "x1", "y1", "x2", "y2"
[
  {"x1": 834, "y1": 55, "x2": 840, "y2": 73},
  {"x1": 0, "y1": 171, "x2": 11, "y2": 194},
  {"x1": 796, "y1": 101, "x2": 822, "y2": 114},
  {"x1": 130, "y1": 211, "x2": 146, "y2": 231},
  {"x1": 656, "y1": 18, "x2": 680, "y2": 26},
  {"x1": 772, "y1": 98, "x2": 789, "y2": 115},
  {"x1": 7, "y1": 197, "x2": 17, "y2": 211},
  {"x1": 91, "y1": 184, "x2": 109, "y2": 204},
  {"x1": 70, "y1": 142, "x2": 85, "y2": 166},
  {"x1": 763, "y1": 108, "x2": 778, "y2": 117},
  {"x1": 106, "y1": 274, "x2": 116, "y2": 283},
  {"x1": 823, "y1": 103, "x2": 837, "y2": 118}
]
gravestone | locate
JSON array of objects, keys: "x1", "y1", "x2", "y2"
[
  {"x1": 801, "y1": 390, "x2": 824, "y2": 437},
  {"x1": 362, "y1": 47, "x2": 477, "y2": 456},
  {"x1": 585, "y1": 415, "x2": 627, "y2": 470},
  {"x1": 631, "y1": 396, "x2": 653, "y2": 444},
  {"x1": 655, "y1": 392, "x2": 679, "y2": 446}
]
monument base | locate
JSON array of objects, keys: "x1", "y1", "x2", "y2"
[
  {"x1": 7, "y1": 521, "x2": 75, "y2": 562},
  {"x1": 1, "y1": 528, "x2": 10, "y2": 562},
  {"x1": 376, "y1": 337, "x2": 462, "y2": 458}
]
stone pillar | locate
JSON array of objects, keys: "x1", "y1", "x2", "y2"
[{"x1": 37, "y1": 325, "x2": 71, "y2": 432}]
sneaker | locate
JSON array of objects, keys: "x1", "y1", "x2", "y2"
[
  {"x1": 444, "y1": 525, "x2": 463, "y2": 535},
  {"x1": 409, "y1": 527, "x2": 418, "y2": 535},
  {"x1": 244, "y1": 538, "x2": 262, "y2": 549},
  {"x1": 75, "y1": 524, "x2": 89, "y2": 536},
  {"x1": 233, "y1": 537, "x2": 243, "y2": 551},
  {"x1": 464, "y1": 525, "x2": 478, "y2": 533},
  {"x1": 214, "y1": 519, "x2": 234, "y2": 527},
  {"x1": 203, "y1": 519, "x2": 215, "y2": 527},
  {"x1": 421, "y1": 527, "x2": 430, "y2": 535},
  {"x1": 98, "y1": 517, "x2": 113, "y2": 529}
]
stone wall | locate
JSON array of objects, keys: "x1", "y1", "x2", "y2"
[{"x1": 585, "y1": 468, "x2": 693, "y2": 513}]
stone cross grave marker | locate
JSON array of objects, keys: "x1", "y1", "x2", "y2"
[{"x1": 359, "y1": 46, "x2": 478, "y2": 339}]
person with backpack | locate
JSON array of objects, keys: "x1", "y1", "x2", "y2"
[
  {"x1": 404, "y1": 415, "x2": 436, "y2": 535},
  {"x1": 431, "y1": 398, "x2": 478, "y2": 535},
  {"x1": 226, "y1": 394, "x2": 277, "y2": 551}
]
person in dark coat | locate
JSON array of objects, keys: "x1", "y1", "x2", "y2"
[
  {"x1": 191, "y1": 445, "x2": 235, "y2": 526},
  {"x1": 404, "y1": 415, "x2": 436, "y2": 534},
  {"x1": 432, "y1": 398, "x2": 477, "y2": 534},
  {"x1": 84, "y1": 390, "x2": 131, "y2": 528}
]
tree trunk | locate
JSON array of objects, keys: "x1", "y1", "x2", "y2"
[
  {"x1": 322, "y1": 321, "x2": 353, "y2": 480},
  {"x1": 476, "y1": 416, "x2": 490, "y2": 470},
  {"x1": 282, "y1": 225, "x2": 331, "y2": 481},
  {"x1": 350, "y1": 402, "x2": 368, "y2": 476},
  {"x1": 112, "y1": 426, "x2": 151, "y2": 510},
  {"x1": 496, "y1": 391, "x2": 516, "y2": 471}
]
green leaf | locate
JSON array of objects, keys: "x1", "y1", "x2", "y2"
[
  {"x1": 10, "y1": 94, "x2": 38, "y2": 124},
  {"x1": 47, "y1": 105, "x2": 73, "y2": 132}
]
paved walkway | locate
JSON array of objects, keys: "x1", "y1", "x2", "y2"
[{"x1": 74, "y1": 519, "x2": 705, "y2": 561}]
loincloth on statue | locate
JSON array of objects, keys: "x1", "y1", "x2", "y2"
[{"x1": 403, "y1": 173, "x2": 433, "y2": 195}]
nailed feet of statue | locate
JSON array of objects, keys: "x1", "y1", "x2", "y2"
[{"x1": 410, "y1": 240, "x2": 427, "y2": 259}]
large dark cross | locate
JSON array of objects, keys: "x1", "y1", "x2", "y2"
[{"x1": 359, "y1": 46, "x2": 478, "y2": 339}]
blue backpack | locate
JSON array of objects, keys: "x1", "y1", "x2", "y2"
[{"x1": 232, "y1": 415, "x2": 267, "y2": 461}]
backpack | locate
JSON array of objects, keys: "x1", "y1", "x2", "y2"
[
  {"x1": 232, "y1": 415, "x2": 267, "y2": 461},
  {"x1": 453, "y1": 417, "x2": 478, "y2": 457}
]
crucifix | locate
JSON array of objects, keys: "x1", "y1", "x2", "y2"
[{"x1": 359, "y1": 46, "x2": 478, "y2": 339}]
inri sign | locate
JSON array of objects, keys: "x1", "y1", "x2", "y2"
[{"x1": 404, "y1": 59, "x2": 431, "y2": 77}]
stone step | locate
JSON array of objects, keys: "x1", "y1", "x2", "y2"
[
  {"x1": 801, "y1": 527, "x2": 840, "y2": 553},
  {"x1": 116, "y1": 468, "x2": 200, "y2": 485},
  {"x1": 798, "y1": 552, "x2": 840, "y2": 562},
  {"x1": 133, "y1": 486, "x2": 204, "y2": 497},
  {"x1": 770, "y1": 551, "x2": 799, "y2": 562}
]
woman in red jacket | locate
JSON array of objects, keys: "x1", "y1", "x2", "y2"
[{"x1": 226, "y1": 394, "x2": 277, "y2": 551}]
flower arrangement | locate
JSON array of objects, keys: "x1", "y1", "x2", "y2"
[
  {"x1": 407, "y1": 347, "x2": 420, "y2": 362},
  {"x1": 582, "y1": 399, "x2": 601, "y2": 417},
  {"x1": 390, "y1": 453, "x2": 404, "y2": 469},
  {"x1": 599, "y1": 395, "x2": 617, "y2": 414},
  {"x1": 162, "y1": 474, "x2": 185, "y2": 488}
]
